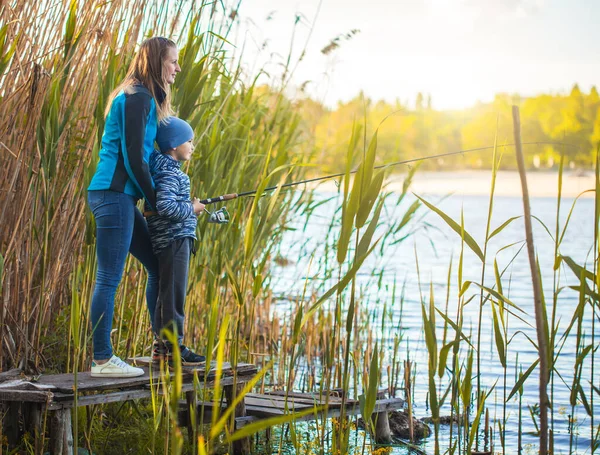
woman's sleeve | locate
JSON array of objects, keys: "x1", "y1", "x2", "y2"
[
  {"x1": 155, "y1": 171, "x2": 195, "y2": 222},
  {"x1": 123, "y1": 91, "x2": 157, "y2": 209}
]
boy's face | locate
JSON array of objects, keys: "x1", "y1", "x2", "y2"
[{"x1": 169, "y1": 139, "x2": 194, "y2": 162}]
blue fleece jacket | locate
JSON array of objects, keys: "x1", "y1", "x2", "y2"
[
  {"x1": 88, "y1": 85, "x2": 158, "y2": 209},
  {"x1": 145, "y1": 150, "x2": 197, "y2": 254}
]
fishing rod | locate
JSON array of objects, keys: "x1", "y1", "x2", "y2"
[
  {"x1": 144, "y1": 141, "x2": 574, "y2": 223},
  {"x1": 199, "y1": 141, "x2": 575, "y2": 206}
]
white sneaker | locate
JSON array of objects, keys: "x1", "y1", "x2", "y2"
[{"x1": 91, "y1": 355, "x2": 145, "y2": 378}]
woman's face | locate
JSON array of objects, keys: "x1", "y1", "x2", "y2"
[{"x1": 163, "y1": 46, "x2": 181, "y2": 85}]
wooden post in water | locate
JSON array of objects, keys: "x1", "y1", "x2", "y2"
[
  {"x1": 404, "y1": 360, "x2": 414, "y2": 442},
  {"x1": 373, "y1": 411, "x2": 392, "y2": 444},
  {"x1": 371, "y1": 389, "x2": 392, "y2": 444},
  {"x1": 512, "y1": 105, "x2": 549, "y2": 455},
  {"x1": 484, "y1": 408, "x2": 489, "y2": 451},
  {"x1": 224, "y1": 383, "x2": 250, "y2": 455}
]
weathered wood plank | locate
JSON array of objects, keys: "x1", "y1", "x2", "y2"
[
  {"x1": 242, "y1": 397, "x2": 404, "y2": 420},
  {"x1": 265, "y1": 390, "x2": 354, "y2": 404},
  {"x1": 186, "y1": 397, "x2": 315, "y2": 414},
  {"x1": 183, "y1": 399, "x2": 314, "y2": 419},
  {"x1": 245, "y1": 392, "x2": 345, "y2": 408},
  {"x1": 223, "y1": 398, "x2": 404, "y2": 429},
  {"x1": 47, "y1": 375, "x2": 256, "y2": 409},
  {"x1": 145, "y1": 375, "x2": 255, "y2": 397},
  {"x1": 25, "y1": 363, "x2": 257, "y2": 395},
  {"x1": 32, "y1": 370, "x2": 154, "y2": 393},
  {"x1": 0, "y1": 368, "x2": 23, "y2": 383},
  {"x1": 234, "y1": 415, "x2": 258, "y2": 428},
  {"x1": 188, "y1": 363, "x2": 257, "y2": 380},
  {"x1": 0, "y1": 379, "x2": 56, "y2": 391},
  {"x1": 187, "y1": 396, "x2": 404, "y2": 419},
  {"x1": 130, "y1": 358, "x2": 257, "y2": 378},
  {"x1": 370, "y1": 398, "x2": 406, "y2": 412},
  {"x1": 0, "y1": 389, "x2": 53, "y2": 403},
  {"x1": 48, "y1": 389, "x2": 153, "y2": 410},
  {"x1": 243, "y1": 396, "x2": 314, "y2": 411}
]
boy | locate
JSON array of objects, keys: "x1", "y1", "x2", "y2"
[{"x1": 146, "y1": 116, "x2": 205, "y2": 365}]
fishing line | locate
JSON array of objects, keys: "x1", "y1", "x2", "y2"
[{"x1": 199, "y1": 141, "x2": 577, "y2": 205}]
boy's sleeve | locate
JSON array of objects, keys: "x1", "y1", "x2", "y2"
[
  {"x1": 123, "y1": 91, "x2": 157, "y2": 210},
  {"x1": 154, "y1": 169, "x2": 195, "y2": 222}
]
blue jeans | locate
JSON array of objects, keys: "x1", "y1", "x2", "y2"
[{"x1": 87, "y1": 190, "x2": 159, "y2": 359}]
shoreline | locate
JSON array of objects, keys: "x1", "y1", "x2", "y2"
[{"x1": 310, "y1": 170, "x2": 596, "y2": 198}]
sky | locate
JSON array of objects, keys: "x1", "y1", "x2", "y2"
[{"x1": 234, "y1": 0, "x2": 600, "y2": 110}]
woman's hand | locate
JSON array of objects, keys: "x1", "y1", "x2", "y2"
[{"x1": 192, "y1": 198, "x2": 205, "y2": 215}]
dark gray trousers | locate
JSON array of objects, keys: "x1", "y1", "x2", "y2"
[{"x1": 155, "y1": 237, "x2": 192, "y2": 343}]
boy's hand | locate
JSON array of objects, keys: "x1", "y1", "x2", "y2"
[{"x1": 192, "y1": 198, "x2": 205, "y2": 215}]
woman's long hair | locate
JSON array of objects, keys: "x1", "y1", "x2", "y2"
[{"x1": 105, "y1": 37, "x2": 176, "y2": 122}]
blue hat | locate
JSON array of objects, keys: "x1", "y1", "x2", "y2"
[{"x1": 156, "y1": 117, "x2": 194, "y2": 152}]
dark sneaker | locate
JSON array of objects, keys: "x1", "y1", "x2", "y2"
[
  {"x1": 154, "y1": 341, "x2": 206, "y2": 366},
  {"x1": 179, "y1": 345, "x2": 206, "y2": 366},
  {"x1": 153, "y1": 339, "x2": 206, "y2": 366}
]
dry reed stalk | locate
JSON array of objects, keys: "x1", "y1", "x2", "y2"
[{"x1": 511, "y1": 105, "x2": 549, "y2": 455}]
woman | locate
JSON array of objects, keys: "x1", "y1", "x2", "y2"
[{"x1": 87, "y1": 37, "x2": 181, "y2": 377}]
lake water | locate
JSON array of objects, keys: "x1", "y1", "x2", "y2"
[{"x1": 271, "y1": 172, "x2": 598, "y2": 454}]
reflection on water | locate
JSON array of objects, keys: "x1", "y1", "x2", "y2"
[{"x1": 272, "y1": 183, "x2": 598, "y2": 454}]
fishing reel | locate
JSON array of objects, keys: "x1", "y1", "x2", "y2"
[{"x1": 204, "y1": 207, "x2": 230, "y2": 224}]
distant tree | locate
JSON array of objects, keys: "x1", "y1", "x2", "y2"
[
  {"x1": 590, "y1": 106, "x2": 600, "y2": 151},
  {"x1": 297, "y1": 85, "x2": 598, "y2": 172},
  {"x1": 415, "y1": 92, "x2": 424, "y2": 110},
  {"x1": 570, "y1": 83, "x2": 583, "y2": 99},
  {"x1": 589, "y1": 86, "x2": 599, "y2": 103}
]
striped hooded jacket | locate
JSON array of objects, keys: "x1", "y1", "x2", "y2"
[
  {"x1": 88, "y1": 85, "x2": 158, "y2": 209},
  {"x1": 145, "y1": 150, "x2": 197, "y2": 254}
]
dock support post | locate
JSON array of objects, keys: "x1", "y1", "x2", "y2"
[
  {"x1": 371, "y1": 390, "x2": 392, "y2": 444},
  {"x1": 185, "y1": 390, "x2": 197, "y2": 445},
  {"x1": 24, "y1": 402, "x2": 44, "y2": 454},
  {"x1": 224, "y1": 383, "x2": 250, "y2": 455},
  {"x1": 373, "y1": 410, "x2": 392, "y2": 444},
  {"x1": 4, "y1": 401, "x2": 21, "y2": 447},
  {"x1": 50, "y1": 409, "x2": 73, "y2": 455}
]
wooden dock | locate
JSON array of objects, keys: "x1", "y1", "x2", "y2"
[
  {"x1": 178, "y1": 388, "x2": 405, "y2": 444},
  {"x1": 0, "y1": 363, "x2": 405, "y2": 454},
  {"x1": 0, "y1": 362, "x2": 257, "y2": 454}
]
